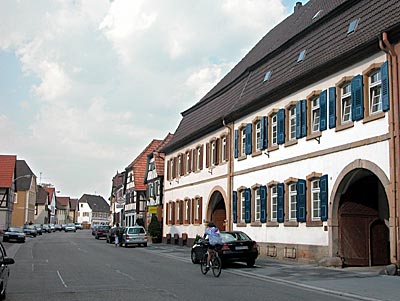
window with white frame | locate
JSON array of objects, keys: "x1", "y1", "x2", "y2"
[
  {"x1": 171, "y1": 159, "x2": 175, "y2": 179},
  {"x1": 341, "y1": 83, "x2": 352, "y2": 123},
  {"x1": 271, "y1": 114, "x2": 277, "y2": 146},
  {"x1": 311, "y1": 96, "x2": 320, "y2": 132},
  {"x1": 241, "y1": 127, "x2": 246, "y2": 156},
  {"x1": 169, "y1": 202, "x2": 173, "y2": 222},
  {"x1": 178, "y1": 155, "x2": 182, "y2": 176},
  {"x1": 196, "y1": 147, "x2": 201, "y2": 171},
  {"x1": 176, "y1": 201, "x2": 181, "y2": 223},
  {"x1": 221, "y1": 136, "x2": 227, "y2": 162},
  {"x1": 184, "y1": 199, "x2": 190, "y2": 223},
  {"x1": 289, "y1": 183, "x2": 297, "y2": 221},
  {"x1": 311, "y1": 179, "x2": 321, "y2": 220},
  {"x1": 254, "y1": 187, "x2": 261, "y2": 221},
  {"x1": 149, "y1": 183, "x2": 154, "y2": 198},
  {"x1": 185, "y1": 152, "x2": 190, "y2": 174},
  {"x1": 289, "y1": 106, "x2": 296, "y2": 140},
  {"x1": 255, "y1": 120, "x2": 262, "y2": 151},
  {"x1": 369, "y1": 69, "x2": 382, "y2": 114},
  {"x1": 271, "y1": 185, "x2": 278, "y2": 221},
  {"x1": 241, "y1": 190, "x2": 246, "y2": 221},
  {"x1": 210, "y1": 140, "x2": 216, "y2": 166}
]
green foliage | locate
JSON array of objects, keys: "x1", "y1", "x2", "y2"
[
  {"x1": 148, "y1": 215, "x2": 162, "y2": 241},
  {"x1": 136, "y1": 218, "x2": 145, "y2": 227}
]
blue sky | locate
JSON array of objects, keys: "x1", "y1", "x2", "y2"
[{"x1": 0, "y1": 0, "x2": 308, "y2": 199}]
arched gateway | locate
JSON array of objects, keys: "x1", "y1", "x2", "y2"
[
  {"x1": 207, "y1": 188, "x2": 227, "y2": 231},
  {"x1": 330, "y1": 160, "x2": 391, "y2": 266}
]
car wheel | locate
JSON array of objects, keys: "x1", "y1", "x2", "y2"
[
  {"x1": 246, "y1": 259, "x2": 255, "y2": 267},
  {"x1": 191, "y1": 250, "x2": 199, "y2": 264}
]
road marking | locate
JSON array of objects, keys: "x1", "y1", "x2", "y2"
[
  {"x1": 115, "y1": 270, "x2": 137, "y2": 281},
  {"x1": 57, "y1": 270, "x2": 68, "y2": 288},
  {"x1": 32, "y1": 263, "x2": 34, "y2": 272}
]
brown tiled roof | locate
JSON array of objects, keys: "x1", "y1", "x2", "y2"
[
  {"x1": 79, "y1": 194, "x2": 109, "y2": 212},
  {"x1": 69, "y1": 198, "x2": 78, "y2": 211},
  {"x1": 0, "y1": 155, "x2": 16, "y2": 188},
  {"x1": 112, "y1": 172, "x2": 124, "y2": 189},
  {"x1": 44, "y1": 187, "x2": 56, "y2": 202},
  {"x1": 129, "y1": 139, "x2": 163, "y2": 191},
  {"x1": 36, "y1": 186, "x2": 49, "y2": 205},
  {"x1": 154, "y1": 133, "x2": 173, "y2": 175},
  {"x1": 163, "y1": 0, "x2": 400, "y2": 153},
  {"x1": 56, "y1": 196, "x2": 70, "y2": 209}
]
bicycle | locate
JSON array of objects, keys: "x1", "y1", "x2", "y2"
[{"x1": 199, "y1": 240, "x2": 222, "y2": 277}]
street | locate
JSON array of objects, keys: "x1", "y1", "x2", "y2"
[{"x1": 3, "y1": 230, "x2": 399, "y2": 301}]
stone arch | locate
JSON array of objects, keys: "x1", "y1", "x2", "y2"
[
  {"x1": 206, "y1": 186, "x2": 227, "y2": 231},
  {"x1": 329, "y1": 159, "x2": 393, "y2": 264}
]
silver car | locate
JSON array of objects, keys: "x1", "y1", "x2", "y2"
[
  {"x1": 64, "y1": 223, "x2": 76, "y2": 232},
  {"x1": 121, "y1": 226, "x2": 147, "y2": 247}
]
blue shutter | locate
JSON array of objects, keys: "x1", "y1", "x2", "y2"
[
  {"x1": 328, "y1": 87, "x2": 336, "y2": 129},
  {"x1": 320, "y1": 175, "x2": 328, "y2": 221},
  {"x1": 301, "y1": 99, "x2": 307, "y2": 137},
  {"x1": 277, "y1": 183, "x2": 284, "y2": 223},
  {"x1": 351, "y1": 74, "x2": 364, "y2": 121},
  {"x1": 296, "y1": 180, "x2": 306, "y2": 222},
  {"x1": 260, "y1": 185, "x2": 267, "y2": 223},
  {"x1": 296, "y1": 101, "x2": 302, "y2": 139},
  {"x1": 260, "y1": 117, "x2": 268, "y2": 150},
  {"x1": 245, "y1": 123, "x2": 252, "y2": 155},
  {"x1": 381, "y1": 61, "x2": 390, "y2": 112},
  {"x1": 232, "y1": 191, "x2": 237, "y2": 223},
  {"x1": 245, "y1": 188, "x2": 251, "y2": 223},
  {"x1": 234, "y1": 130, "x2": 239, "y2": 158},
  {"x1": 277, "y1": 109, "x2": 285, "y2": 144},
  {"x1": 320, "y1": 90, "x2": 327, "y2": 131}
]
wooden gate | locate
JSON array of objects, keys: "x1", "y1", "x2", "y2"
[{"x1": 212, "y1": 209, "x2": 226, "y2": 231}]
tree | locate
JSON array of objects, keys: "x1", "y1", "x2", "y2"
[{"x1": 148, "y1": 215, "x2": 162, "y2": 243}]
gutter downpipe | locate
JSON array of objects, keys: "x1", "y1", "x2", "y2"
[
  {"x1": 223, "y1": 118, "x2": 233, "y2": 231},
  {"x1": 380, "y1": 31, "x2": 399, "y2": 265}
]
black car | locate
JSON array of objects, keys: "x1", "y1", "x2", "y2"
[
  {"x1": 106, "y1": 227, "x2": 124, "y2": 244},
  {"x1": 0, "y1": 241, "x2": 15, "y2": 299},
  {"x1": 3, "y1": 226, "x2": 26, "y2": 243},
  {"x1": 191, "y1": 231, "x2": 259, "y2": 267},
  {"x1": 23, "y1": 225, "x2": 38, "y2": 237}
]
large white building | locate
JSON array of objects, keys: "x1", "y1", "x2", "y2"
[{"x1": 162, "y1": 0, "x2": 400, "y2": 266}]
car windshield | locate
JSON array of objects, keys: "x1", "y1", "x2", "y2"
[
  {"x1": 98, "y1": 226, "x2": 110, "y2": 231},
  {"x1": 220, "y1": 232, "x2": 251, "y2": 243},
  {"x1": 127, "y1": 227, "x2": 145, "y2": 234},
  {"x1": 8, "y1": 227, "x2": 23, "y2": 232},
  {"x1": 25, "y1": 225, "x2": 35, "y2": 229},
  {"x1": 67, "y1": 223, "x2": 75, "y2": 227}
]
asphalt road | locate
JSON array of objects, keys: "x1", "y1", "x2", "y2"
[{"x1": 2, "y1": 231, "x2": 396, "y2": 301}]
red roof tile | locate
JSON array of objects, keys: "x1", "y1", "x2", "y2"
[
  {"x1": 57, "y1": 196, "x2": 70, "y2": 209},
  {"x1": 0, "y1": 155, "x2": 17, "y2": 188},
  {"x1": 129, "y1": 139, "x2": 163, "y2": 191},
  {"x1": 154, "y1": 133, "x2": 174, "y2": 176}
]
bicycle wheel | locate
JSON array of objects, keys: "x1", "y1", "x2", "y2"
[
  {"x1": 211, "y1": 256, "x2": 222, "y2": 277},
  {"x1": 200, "y1": 253, "x2": 209, "y2": 275}
]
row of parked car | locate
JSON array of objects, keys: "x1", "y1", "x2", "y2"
[
  {"x1": 2, "y1": 222, "x2": 84, "y2": 243},
  {"x1": 92, "y1": 225, "x2": 148, "y2": 247}
]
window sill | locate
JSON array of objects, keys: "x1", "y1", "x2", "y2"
[
  {"x1": 284, "y1": 140, "x2": 298, "y2": 147},
  {"x1": 306, "y1": 220, "x2": 323, "y2": 227},
  {"x1": 236, "y1": 222, "x2": 247, "y2": 227},
  {"x1": 251, "y1": 150, "x2": 262, "y2": 157},
  {"x1": 238, "y1": 155, "x2": 247, "y2": 161},
  {"x1": 250, "y1": 221, "x2": 262, "y2": 227},
  {"x1": 284, "y1": 221, "x2": 299, "y2": 227},
  {"x1": 363, "y1": 111, "x2": 385, "y2": 124},
  {"x1": 335, "y1": 121, "x2": 354, "y2": 132},
  {"x1": 267, "y1": 145, "x2": 279, "y2": 152},
  {"x1": 266, "y1": 221, "x2": 279, "y2": 227},
  {"x1": 306, "y1": 131, "x2": 322, "y2": 141}
]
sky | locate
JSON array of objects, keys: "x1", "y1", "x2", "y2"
[{"x1": 0, "y1": 0, "x2": 308, "y2": 200}]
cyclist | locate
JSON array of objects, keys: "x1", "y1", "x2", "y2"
[{"x1": 204, "y1": 222, "x2": 222, "y2": 270}]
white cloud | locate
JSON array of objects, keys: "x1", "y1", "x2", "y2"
[{"x1": 0, "y1": 0, "x2": 294, "y2": 198}]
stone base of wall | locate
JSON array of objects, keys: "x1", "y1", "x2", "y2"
[{"x1": 258, "y1": 242, "x2": 340, "y2": 266}]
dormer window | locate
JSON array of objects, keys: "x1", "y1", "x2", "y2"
[
  {"x1": 347, "y1": 18, "x2": 359, "y2": 35},
  {"x1": 263, "y1": 70, "x2": 271, "y2": 82},
  {"x1": 297, "y1": 49, "x2": 306, "y2": 62}
]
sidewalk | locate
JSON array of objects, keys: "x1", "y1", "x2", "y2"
[{"x1": 152, "y1": 242, "x2": 400, "y2": 301}]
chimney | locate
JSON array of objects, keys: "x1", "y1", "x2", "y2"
[{"x1": 294, "y1": 1, "x2": 302, "y2": 13}]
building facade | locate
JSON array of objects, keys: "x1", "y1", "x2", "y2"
[
  {"x1": 162, "y1": 0, "x2": 400, "y2": 266},
  {"x1": 0, "y1": 155, "x2": 17, "y2": 230},
  {"x1": 79, "y1": 194, "x2": 110, "y2": 227},
  {"x1": 35, "y1": 185, "x2": 50, "y2": 224}
]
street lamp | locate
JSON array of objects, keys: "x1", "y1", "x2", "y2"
[{"x1": 13, "y1": 174, "x2": 31, "y2": 183}]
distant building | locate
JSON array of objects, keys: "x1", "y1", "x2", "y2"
[
  {"x1": 110, "y1": 172, "x2": 124, "y2": 226},
  {"x1": 69, "y1": 198, "x2": 78, "y2": 223},
  {"x1": 35, "y1": 185, "x2": 50, "y2": 224},
  {"x1": 56, "y1": 196, "x2": 70, "y2": 224},
  {"x1": 43, "y1": 186, "x2": 57, "y2": 224},
  {"x1": 79, "y1": 194, "x2": 110, "y2": 227}
]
